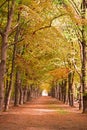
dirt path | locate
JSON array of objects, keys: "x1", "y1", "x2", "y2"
[{"x1": 0, "y1": 96, "x2": 87, "y2": 130}]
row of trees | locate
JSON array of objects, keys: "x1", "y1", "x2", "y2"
[
  {"x1": 50, "y1": 0, "x2": 87, "y2": 113},
  {"x1": 0, "y1": 0, "x2": 87, "y2": 113},
  {"x1": 50, "y1": 71, "x2": 77, "y2": 108}
]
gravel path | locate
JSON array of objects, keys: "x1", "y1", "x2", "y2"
[{"x1": 0, "y1": 96, "x2": 87, "y2": 130}]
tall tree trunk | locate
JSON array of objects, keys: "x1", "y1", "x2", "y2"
[
  {"x1": 27, "y1": 88, "x2": 31, "y2": 101},
  {"x1": 4, "y1": 12, "x2": 20, "y2": 111},
  {"x1": 81, "y1": 0, "x2": 87, "y2": 113},
  {"x1": 19, "y1": 87, "x2": 23, "y2": 105},
  {"x1": 4, "y1": 43, "x2": 16, "y2": 111},
  {"x1": 81, "y1": 42, "x2": 87, "y2": 112},
  {"x1": 79, "y1": 85, "x2": 83, "y2": 110},
  {"x1": 55, "y1": 86, "x2": 57, "y2": 98},
  {"x1": 63, "y1": 79, "x2": 67, "y2": 103},
  {"x1": 23, "y1": 86, "x2": 28, "y2": 103},
  {"x1": 51, "y1": 86, "x2": 55, "y2": 98},
  {"x1": 0, "y1": 61, "x2": 5, "y2": 111},
  {"x1": 14, "y1": 71, "x2": 20, "y2": 106},
  {"x1": 68, "y1": 72, "x2": 74, "y2": 106},
  {"x1": 0, "y1": 0, "x2": 15, "y2": 111},
  {"x1": 59, "y1": 85, "x2": 61, "y2": 100},
  {"x1": 57, "y1": 86, "x2": 59, "y2": 99}
]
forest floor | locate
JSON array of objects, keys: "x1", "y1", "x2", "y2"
[{"x1": 0, "y1": 96, "x2": 87, "y2": 130}]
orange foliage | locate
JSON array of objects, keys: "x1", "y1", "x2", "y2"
[
  {"x1": 50, "y1": 67, "x2": 70, "y2": 80},
  {"x1": 65, "y1": 4, "x2": 87, "y2": 25}
]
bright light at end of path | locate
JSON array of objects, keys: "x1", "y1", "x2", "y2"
[{"x1": 42, "y1": 89, "x2": 48, "y2": 96}]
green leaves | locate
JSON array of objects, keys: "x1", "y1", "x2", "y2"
[
  {"x1": 53, "y1": 0, "x2": 64, "y2": 5},
  {"x1": 16, "y1": 0, "x2": 21, "y2": 4}
]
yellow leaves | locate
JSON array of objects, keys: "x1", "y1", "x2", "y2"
[
  {"x1": 30, "y1": 0, "x2": 52, "y2": 10},
  {"x1": 19, "y1": 4, "x2": 43, "y2": 21},
  {"x1": 50, "y1": 67, "x2": 70, "y2": 80},
  {"x1": 19, "y1": 0, "x2": 53, "y2": 22},
  {"x1": 16, "y1": 54, "x2": 31, "y2": 73},
  {"x1": 40, "y1": 82, "x2": 51, "y2": 92},
  {"x1": 76, "y1": 18, "x2": 87, "y2": 26},
  {"x1": 39, "y1": 0, "x2": 52, "y2": 10},
  {"x1": 51, "y1": 27, "x2": 66, "y2": 41},
  {"x1": 14, "y1": 0, "x2": 81, "y2": 85},
  {"x1": 18, "y1": 5, "x2": 29, "y2": 19},
  {"x1": 64, "y1": 2, "x2": 87, "y2": 25}
]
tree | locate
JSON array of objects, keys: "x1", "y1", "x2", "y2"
[
  {"x1": 80, "y1": 0, "x2": 87, "y2": 113},
  {"x1": 0, "y1": 0, "x2": 15, "y2": 111}
]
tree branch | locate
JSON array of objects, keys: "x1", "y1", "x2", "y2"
[
  {"x1": 7, "y1": 38, "x2": 24, "y2": 48},
  {"x1": 8, "y1": 23, "x2": 19, "y2": 37},
  {"x1": 68, "y1": 0, "x2": 81, "y2": 16},
  {"x1": 5, "y1": 0, "x2": 15, "y2": 34},
  {"x1": 33, "y1": 13, "x2": 67, "y2": 34},
  {"x1": 8, "y1": 19, "x2": 30, "y2": 37},
  {"x1": 74, "y1": 25, "x2": 82, "y2": 42},
  {"x1": 0, "y1": 0, "x2": 7, "y2": 8}
]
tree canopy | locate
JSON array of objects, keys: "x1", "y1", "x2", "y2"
[{"x1": 0, "y1": 0, "x2": 87, "y2": 113}]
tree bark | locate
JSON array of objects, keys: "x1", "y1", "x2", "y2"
[
  {"x1": 19, "y1": 87, "x2": 23, "y2": 105},
  {"x1": 23, "y1": 86, "x2": 28, "y2": 103},
  {"x1": 68, "y1": 72, "x2": 74, "y2": 106},
  {"x1": 4, "y1": 13, "x2": 20, "y2": 111},
  {"x1": 4, "y1": 43, "x2": 16, "y2": 111},
  {"x1": 14, "y1": 71, "x2": 20, "y2": 106},
  {"x1": 27, "y1": 88, "x2": 31, "y2": 101},
  {"x1": 62, "y1": 80, "x2": 67, "y2": 103},
  {"x1": 0, "y1": 0, "x2": 15, "y2": 111},
  {"x1": 81, "y1": 0, "x2": 87, "y2": 113}
]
